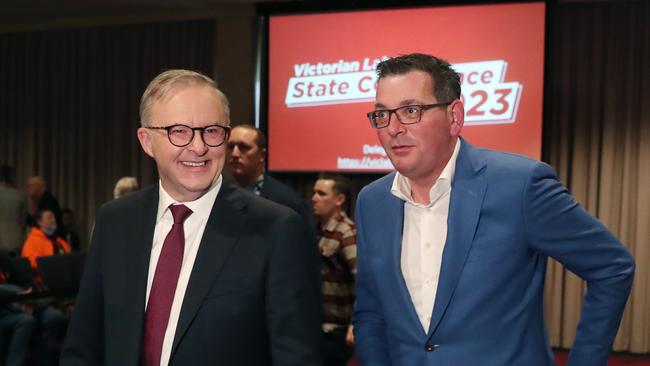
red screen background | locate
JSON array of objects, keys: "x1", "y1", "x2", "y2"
[{"x1": 268, "y1": 3, "x2": 545, "y2": 171}]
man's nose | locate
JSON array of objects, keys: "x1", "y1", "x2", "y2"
[
  {"x1": 386, "y1": 115, "x2": 405, "y2": 136},
  {"x1": 188, "y1": 131, "x2": 208, "y2": 154},
  {"x1": 230, "y1": 145, "x2": 241, "y2": 157}
]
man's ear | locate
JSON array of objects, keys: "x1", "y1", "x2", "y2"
[
  {"x1": 260, "y1": 148, "x2": 267, "y2": 164},
  {"x1": 137, "y1": 128, "x2": 155, "y2": 158},
  {"x1": 449, "y1": 100, "x2": 465, "y2": 137},
  {"x1": 335, "y1": 194, "x2": 346, "y2": 208}
]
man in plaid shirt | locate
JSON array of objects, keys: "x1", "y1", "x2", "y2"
[{"x1": 312, "y1": 173, "x2": 356, "y2": 366}]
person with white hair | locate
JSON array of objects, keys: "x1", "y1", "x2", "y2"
[{"x1": 113, "y1": 176, "x2": 139, "y2": 199}]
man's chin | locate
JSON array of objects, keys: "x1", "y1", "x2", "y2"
[
  {"x1": 229, "y1": 170, "x2": 252, "y2": 182},
  {"x1": 229, "y1": 165, "x2": 244, "y2": 175},
  {"x1": 179, "y1": 182, "x2": 215, "y2": 201}
]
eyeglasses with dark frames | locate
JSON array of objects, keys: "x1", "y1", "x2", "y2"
[
  {"x1": 366, "y1": 102, "x2": 452, "y2": 129},
  {"x1": 144, "y1": 123, "x2": 231, "y2": 147}
]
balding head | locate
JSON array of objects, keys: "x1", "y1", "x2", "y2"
[{"x1": 26, "y1": 176, "x2": 46, "y2": 199}]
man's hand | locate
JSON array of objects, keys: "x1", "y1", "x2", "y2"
[
  {"x1": 346, "y1": 325, "x2": 355, "y2": 346},
  {"x1": 17, "y1": 287, "x2": 32, "y2": 295}
]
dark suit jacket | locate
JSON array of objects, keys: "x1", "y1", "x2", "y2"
[
  {"x1": 353, "y1": 139, "x2": 634, "y2": 365},
  {"x1": 61, "y1": 182, "x2": 321, "y2": 366},
  {"x1": 260, "y1": 174, "x2": 320, "y2": 292},
  {"x1": 260, "y1": 174, "x2": 316, "y2": 241}
]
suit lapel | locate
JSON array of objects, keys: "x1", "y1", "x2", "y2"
[
  {"x1": 427, "y1": 140, "x2": 486, "y2": 336},
  {"x1": 122, "y1": 186, "x2": 158, "y2": 363},
  {"x1": 170, "y1": 183, "x2": 247, "y2": 356},
  {"x1": 387, "y1": 193, "x2": 428, "y2": 337}
]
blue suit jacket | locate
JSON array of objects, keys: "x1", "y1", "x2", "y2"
[{"x1": 353, "y1": 140, "x2": 634, "y2": 366}]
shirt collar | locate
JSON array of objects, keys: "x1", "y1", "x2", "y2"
[
  {"x1": 247, "y1": 174, "x2": 265, "y2": 196},
  {"x1": 322, "y1": 211, "x2": 348, "y2": 231},
  {"x1": 156, "y1": 174, "x2": 223, "y2": 222},
  {"x1": 391, "y1": 138, "x2": 461, "y2": 207}
]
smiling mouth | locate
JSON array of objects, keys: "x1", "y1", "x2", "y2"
[{"x1": 181, "y1": 161, "x2": 207, "y2": 167}]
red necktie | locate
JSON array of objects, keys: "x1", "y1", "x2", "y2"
[{"x1": 142, "y1": 204, "x2": 193, "y2": 366}]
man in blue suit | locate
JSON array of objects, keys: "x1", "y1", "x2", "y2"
[{"x1": 353, "y1": 53, "x2": 634, "y2": 365}]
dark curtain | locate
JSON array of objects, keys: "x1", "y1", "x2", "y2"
[
  {"x1": 0, "y1": 20, "x2": 215, "y2": 247},
  {"x1": 543, "y1": 0, "x2": 649, "y2": 352}
]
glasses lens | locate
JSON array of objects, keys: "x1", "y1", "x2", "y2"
[
  {"x1": 396, "y1": 106, "x2": 422, "y2": 124},
  {"x1": 203, "y1": 126, "x2": 227, "y2": 147},
  {"x1": 168, "y1": 125, "x2": 193, "y2": 146},
  {"x1": 370, "y1": 110, "x2": 391, "y2": 128}
]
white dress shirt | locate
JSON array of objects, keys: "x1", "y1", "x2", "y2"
[
  {"x1": 391, "y1": 139, "x2": 460, "y2": 332},
  {"x1": 145, "y1": 175, "x2": 222, "y2": 366}
]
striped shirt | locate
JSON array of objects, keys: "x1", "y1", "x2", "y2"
[{"x1": 319, "y1": 211, "x2": 357, "y2": 332}]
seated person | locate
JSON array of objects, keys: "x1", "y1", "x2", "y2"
[
  {"x1": 60, "y1": 209, "x2": 81, "y2": 252},
  {"x1": 22, "y1": 209, "x2": 71, "y2": 274},
  {"x1": 21, "y1": 209, "x2": 70, "y2": 366},
  {"x1": 0, "y1": 258, "x2": 35, "y2": 366}
]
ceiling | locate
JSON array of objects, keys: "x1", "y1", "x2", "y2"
[
  {"x1": 5, "y1": 0, "x2": 620, "y2": 30},
  {"x1": 0, "y1": 0, "x2": 281, "y2": 25}
]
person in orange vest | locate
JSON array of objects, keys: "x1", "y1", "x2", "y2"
[
  {"x1": 22, "y1": 209, "x2": 71, "y2": 273},
  {"x1": 21, "y1": 208, "x2": 70, "y2": 366}
]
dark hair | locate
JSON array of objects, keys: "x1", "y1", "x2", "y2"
[
  {"x1": 318, "y1": 173, "x2": 351, "y2": 201},
  {"x1": 376, "y1": 53, "x2": 461, "y2": 103},
  {"x1": 35, "y1": 209, "x2": 54, "y2": 222},
  {"x1": 234, "y1": 124, "x2": 267, "y2": 151}
]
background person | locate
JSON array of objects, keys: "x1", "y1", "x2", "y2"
[
  {"x1": 113, "y1": 176, "x2": 139, "y2": 199},
  {"x1": 25, "y1": 177, "x2": 62, "y2": 236},
  {"x1": 60, "y1": 209, "x2": 81, "y2": 252},
  {"x1": 227, "y1": 124, "x2": 320, "y2": 291},
  {"x1": 227, "y1": 124, "x2": 315, "y2": 234},
  {"x1": 22, "y1": 208, "x2": 71, "y2": 366},
  {"x1": 0, "y1": 165, "x2": 28, "y2": 256},
  {"x1": 0, "y1": 254, "x2": 35, "y2": 366},
  {"x1": 22, "y1": 209, "x2": 71, "y2": 272},
  {"x1": 312, "y1": 173, "x2": 356, "y2": 366}
]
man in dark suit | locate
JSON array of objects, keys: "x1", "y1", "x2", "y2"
[
  {"x1": 353, "y1": 53, "x2": 635, "y2": 365},
  {"x1": 227, "y1": 124, "x2": 315, "y2": 232},
  {"x1": 61, "y1": 70, "x2": 321, "y2": 366}
]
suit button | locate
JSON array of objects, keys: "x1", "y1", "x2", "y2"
[{"x1": 425, "y1": 343, "x2": 437, "y2": 352}]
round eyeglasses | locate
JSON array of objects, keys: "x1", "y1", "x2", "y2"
[
  {"x1": 144, "y1": 124, "x2": 231, "y2": 147},
  {"x1": 366, "y1": 102, "x2": 452, "y2": 129}
]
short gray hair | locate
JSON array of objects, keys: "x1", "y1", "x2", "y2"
[{"x1": 139, "y1": 69, "x2": 230, "y2": 126}]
